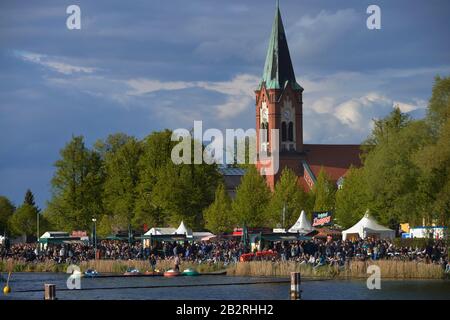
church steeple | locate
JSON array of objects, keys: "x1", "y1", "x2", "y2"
[{"x1": 259, "y1": 1, "x2": 302, "y2": 91}]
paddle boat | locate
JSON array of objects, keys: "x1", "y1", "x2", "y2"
[
  {"x1": 144, "y1": 269, "x2": 163, "y2": 276},
  {"x1": 123, "y1": 268, "x2": 141, "y2": 276},
  {"x1": 83, "y1": 269, "x2": 99, "y2": 278},
  {"x1": 182, "y1": 268, "x2": 199, "y2": 276},
  {"x1": 163, "y1": 269, "x2": 181, "y2": 277}
]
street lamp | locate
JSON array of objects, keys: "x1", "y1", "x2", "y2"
[{"x1": 92, "y1": 218, "x2": 97, "y2": 259}]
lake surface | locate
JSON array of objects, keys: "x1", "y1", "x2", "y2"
[{"x1": 1, "y1": 273, "x2": 449, "y2": 300}]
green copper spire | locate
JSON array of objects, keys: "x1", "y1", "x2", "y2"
[{"x1": 259, "y1": 2, "x2": 302, "y2": 91}]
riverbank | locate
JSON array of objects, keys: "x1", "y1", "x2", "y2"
[
  {"x1": 227, "y1": 260, "x2": 447, "y2": 279},
  {"x1": 0, "y1": 259, "x2": 447, "y2": 279},
  {"x1": 0, "y1": 259, "x2": 225, "y2": 274}
]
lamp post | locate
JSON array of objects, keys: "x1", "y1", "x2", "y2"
[{"x1": 92, "y1": 218, "x2": 97, "y2": 259}]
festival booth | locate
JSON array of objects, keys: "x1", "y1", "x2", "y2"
[
  {"x1": 142, "y1": 221, "x2": 215, "y2": 248},
  {"x1": 342, "y1": 210, "x2": 395, "y2": 240},
  {"x1": 38, "y1": 231, "x2": 82, "y2": 249}
]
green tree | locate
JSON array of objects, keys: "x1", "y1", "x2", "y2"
[
  {"x1": 102, "y1": 136, "x2": 143, "y2": 231},
  {"x1": 362, "y1": 107, "x2": 411, "y2": 160},
  {"x1": 9, "y1": 190, "x2": 47, "y2": 237},
  {"x1": 363, "y1": 120, "x2": 431, "y2": 228},
  {"x1": 427, "y1": 76, "x2": 450, "y2": 135},
  {"x1": 266, "y1": 168, "x2": 312, "y2": 228},
  {"x1": 231, "y1": 165, "x2": 271, "y2": 227},
  {"x1": 135, "y1": 130, "x2": 178, "y2": 228},
  {"x1": 46, "y1": 136, "x2": 104, "y2": 231},
  {"x1": 9, "y1": 204, "x2": 38, "y2": 237},
  {"x1": 335, "y1": 167, "x2": 369, "y2": 228},
  {"x1": 414, "y1": 111, "x2": 450, "y2": 226},
  {"x1": 24, "y1": 189, "x2": 38, "y2": 209},
  {"x1": 204, "y1": 182, "x2": 234, "y2": 233},
  {"x1": 0, "y1": 196, "x2": 15, "y2": 234},
  {"x1": 313, "y1": 167, "x2": 336, "y2": 212},
  {"x1": 151, "y1": 161, "x2": 220, "y2": 229}
]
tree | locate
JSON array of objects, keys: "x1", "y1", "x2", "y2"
[
  {"x1": 266, "y1": 168, "x2": 313, "y2": 228},
  {"x1": 102, "y1": 136, "x2": 143, "y2": 231},
  {"x1": 414, "y1": 120, "x2": 450, "y2": 226},
  {"x1": 231, "y1": 165, "x2": 271, "y2": 227},
  {"x1": 0, "y1": 196, "x2": 15, "y2": 235},
  {"x1": 135, "y1": 130, "x2": 178, "y2": 228},
  {"x1": 204, "y1": 182, "x2": 234, "y2": 233},
  {"x1": 9, "y1": 190, "x2": 47, "y2": 237},
  {"x1": 335, "y1": 167, "x2": 369, "y2": 228},
  {"x1": 24, "y1": 189, "x2": 38, "y2": 209},
  {"x1": 362, "y1": 107, "x2": 411, "y2": 160},
  {"x1": 46, "y1": 136, "x2": 104, "y2": 231},
  {"x1": 427, "y1": 76, "x2": 450, "y2": 135},
  {"x1": 9, "y1": 204, "x2": 39, "y2": 237},
  {"x1": 365, "y1": 120, "x2": 431, "y2": 228},
  {"x1": 313, "y1": 167, "x2": 336, "y2": 212},
  {"x1": 151, "y1": 161, "x2": 220, "y2": 229}
]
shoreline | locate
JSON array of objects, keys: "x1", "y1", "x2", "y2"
[{"x1": 1, "y1": 259, "x2": 447, "y2": 280}]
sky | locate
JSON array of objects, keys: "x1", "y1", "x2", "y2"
[{"x1": 1, "y1": 0, "x2": 449, "y2": 209}]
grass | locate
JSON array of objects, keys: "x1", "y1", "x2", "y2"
[
  {"x1": 0, "y1": 259, "x2": 225, "y2": 274},
  {"x1": 0, "y1": 259, "x2": 446, "y2": 279},
  {"x1": 227, "y1": 260, "x2": 446, "y2": 279}
]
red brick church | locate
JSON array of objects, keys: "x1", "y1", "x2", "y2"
[{"x1": 255, "y1": 3, "x2": 361, "y2": 191}]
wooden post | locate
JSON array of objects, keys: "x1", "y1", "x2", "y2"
[
  {"x1": 290, "y1": 272, "x2": 301, "y2": 300},
  {"x1": 44, "y1": 284, "x2": 56, "y2": 300}
]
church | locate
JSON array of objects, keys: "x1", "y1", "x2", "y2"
[{"x1": 254, "y1": 3, "x2": 361, "y2": 191}]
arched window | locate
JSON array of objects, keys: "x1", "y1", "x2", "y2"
[
  {"x1": 288, "y1": 122, "x2": 294, "y2": 141},
  {"x1": 265, "y1": 122, "x2": 269, "y2": 142},
  {"x1": 260, "y1": 122, "x2": 269, "y2": 143},
  {"x1": 281, "y1": 122, "x2": 287, "y2": 142}
]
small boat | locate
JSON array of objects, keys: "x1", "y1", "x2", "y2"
[
  {"x1": 123, "y1": 268, "x2": 141, "y2": 276},
  {"x1": 182, "y1": 268, "x2": 199, "y2": 276},
  {"x1": 164, "y1": 269, "x2": 181, "y2": 277},
  {"x1": 84, "y1": 269, "x2": 99, "y2": 278},
  {"x1": 144, "y1": 270, "x2": 163, "y2": 276}
]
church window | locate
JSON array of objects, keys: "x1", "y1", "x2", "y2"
[
  {"x1": 281, "y1": 122, "x2": 287, "y2": 142},
  {"x1": 288, "y1": 121, "x2": 294, "y2": 141}
]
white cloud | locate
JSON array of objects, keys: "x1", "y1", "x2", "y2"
[
  {"x1": 15, "y1": 51, "x2": 96, "y2": 75},
  {"x1": 287, "y1": 9, "x2": 359, "y2": 58},
  {"x1": 125, "y1": 79, "x2": 195, "y2": 95}
]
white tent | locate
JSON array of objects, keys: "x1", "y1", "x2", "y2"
[
  {"x1": 174, "y1": 221, "x2": 192, "y2": 236},
  {"x1": 144, "y1": 227, "x2": 176, "y2": 236},
  {"x1": 342, "y1": 210, "x2": 395, "y2": 240},
  {"x1": 288, "y1": 210, "x2": 313, "y2": 234}
]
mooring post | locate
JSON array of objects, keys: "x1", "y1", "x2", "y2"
[
  {"x1": 290, "y1": 272, "x2": 301, "y2": 300},
  {"x1": 44, "y1": 283, "x2": 56, "y2": 300}
]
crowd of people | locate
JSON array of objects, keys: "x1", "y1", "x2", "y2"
[{"x1": 1, "y1": 237, "x2": 449, "y2": 273}]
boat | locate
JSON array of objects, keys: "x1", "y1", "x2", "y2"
[
  {"x1": 199, "y1": 270, "x2": 227, "y2": 276},
  {"x1": 182, "y1": 268, "x2": 199, "y2": 276},
  {"x1": 123, "y1": 268, "x2": 141, "y2": 276},
  {"x1": 144, "y1": 270, "x2": 163, "y2": 276},
  {"x1": 163, "y1": 269, "x2": 181, "y2": 277},
  {"x1": 83, "y1": 269, "x2": 99, "y2": 278}
]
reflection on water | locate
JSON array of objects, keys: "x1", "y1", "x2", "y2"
[{"x1": 1, "y1": 273, "x2": 449, "y2": 300}]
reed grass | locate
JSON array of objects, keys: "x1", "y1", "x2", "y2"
[
  {"x1": 227, "y1": 260, "x2": 446, "y2": 279},
  {"x1": 0, "y1": 259, "x2": 224, "y2": 274},
  {"x1": 0, "y1": 259, "x2": 445, "y2": 279}
]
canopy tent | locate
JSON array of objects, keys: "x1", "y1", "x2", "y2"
[
  {"x1": 342, "y1": 210, "x2": 395, "y2": 240},
  {"x1": 144, "y1": 227, "x2": 176, "y2": 236},
  {"x1": 174, "y1": 221, "x2": 192, "y2": 236},
  {"x1": 288, "y1": 210, "x2": 313, "y2": 234}
]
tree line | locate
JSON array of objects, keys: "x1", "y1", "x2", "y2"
[{"x1": 0, "y1": 76, "x2": 449, "y2": 238}]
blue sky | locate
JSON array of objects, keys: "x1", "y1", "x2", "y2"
[{"x1": 1, "y1": 0, "x2": 449, "y2": 209}]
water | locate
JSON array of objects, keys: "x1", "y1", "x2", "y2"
[{"x1": 1, "y1": 273, "x2": 449, "y2": 300}]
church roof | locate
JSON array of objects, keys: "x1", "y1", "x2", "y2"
[
  {"x1": 303, "y1": 144, "x2": 362, "y2": 182},
  {"x1": 258, "y1": 1, "x2": 302, "y2": 91}
]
